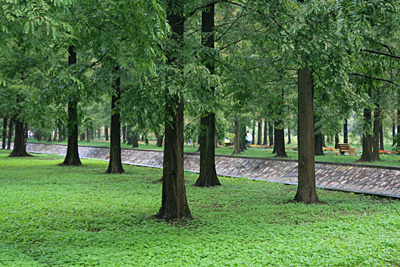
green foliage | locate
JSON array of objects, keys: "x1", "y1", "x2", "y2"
[{"x1": 0, "y1": 152, "x2": 399, "y2": 265}]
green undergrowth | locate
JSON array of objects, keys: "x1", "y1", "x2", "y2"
[{"x1": 0, "y1": 151, "x2": 399, "y2": 266}]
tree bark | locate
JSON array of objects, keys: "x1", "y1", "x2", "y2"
[
  {"x1": 393, "y1": 118, "x2": 396, "y2": 146},
  {"x1": 105, "y1": 126, "x2": 109, "y2": 141},
  {"x1": 314, "y1": 115, "x2": 324, "y2": 156},
  {"x1": 58, "y1": 125, "x2": 64, "y2": 142},
  {"x1": 195, "y1": 3, "x2": 220, "y2": 187},
  {"x1": 263, "y1": 118, "x2": 268, "y2": 146},
  {"x1": 7, "y1": 116, "x2": 14, "y2": 150},
  {"x1": 294, "y1": 67, "x2": 318, "y2": 204},
  {"x1": 156, "y1": 134, "x2": 163, "y2": 147},
  {"x1": 274, "y1": 120, "x2": 287, "y2": 157},
  {"x1": 379, "y1": 125, "x2": 384, "y2": 151},
  {"x1": 9, "y1": 119, "x2": 31, "y2": 157},
  {"x1": 257, "y1": 118, "x2": 262, "y2": 145},
  {"x1": 2, "y1": 117, "x2": 7, "y2": 149},
  {"x1": 343, "y1": 119, "x2": 348, "y2": 143},
  {"x1": 268, "y1": 120, "x2": 274, "y2": 147},
  {"x1": 372, "y1": 106, "x2": 380, "y2": 160},
  {"x1": 358, "y1": 88, "x2": 374, "y2": 162},
  {"x1": 287, "y1": 127, "x2": 291, "y2": 144},
  {"x1": 155, "y1": 0, "x2": 192, "y2": 221},
  {"x1": 334, "y1": 134, "x2": 339, "y2": 149},
  {"x1": 251, "y1": 120, "x2": 255, "y2": 145},
  {"x1": 233, "y1": 120, "x2": 241, "y2": 155},
  {"x1": 60, "y1": 46, "x2": 82, "y2": 166},
  {"x1": 106, "y1": 67, "x2": 124, "y2": 174}
]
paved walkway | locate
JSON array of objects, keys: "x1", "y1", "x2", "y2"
[{"x1": 20, "y1": 143, "x2": 400, "y2": 198}]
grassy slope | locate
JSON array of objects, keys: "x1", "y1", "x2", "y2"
[{"x1": 0, "y1": 151, "x2": 399, "y2": 266}]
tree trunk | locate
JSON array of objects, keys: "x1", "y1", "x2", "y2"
[
  {"x1": 155, "y1": 0, "x2": 192, "y2": 221},
  {"x1": 9, "y1": 119, "x2": 31, "y2": 157},
  {"x1": 379, "y1": 125, "x2": 384, "y2": 151},
  {"x1": 393, "y1": 118, "x2": 396, "y2": 146},
  {"x1": 132, "y1": 132, "x2": 139, "y2": 148},
  {"x1": 122, "y1": 126, "x2": 127, "y2": 143},
  {"x1": 358, "y1": 93, "x2": 374, "y2": 162},
  {"x1": 287, "y1": 127, "x2": 291, "y2": 144},
  {"x1": 372, "y1": 106, "x2": 380, "y2": 160},
  {"x1": 314, "y1": 115, "x2": 324, "y2": 156},
  {"x1": 274, "y1": 121, "x2": 287, "y2": 157},
  {"x1": 126, "y1": 126, "x2": 133, "y2": 145},
  {"x1": 195, "y1": 3, "x2": 220, "y2": 187},
  {"x1": 334, "y1": 134, "x2": 339, "y2": 149},
  {"x1": 233, "y1": 120, "x2": 241, "y2": 155},
  {"x1": 105, "y1": 126, "x2": 109, "y2": 141},
  {"x1": 60, "y1": 46, "x2": 82, "y2": 166},
  {"x1": 294, "y1": 67, "x2": 318, "y2": 204},
  {"x1": 58, "y1": 125, "x2": 64, "y2": 142},
  {"x1": 106, "y1": 67, "x2": 124, "y2": 174},
  {"x1": 343, "y1": 119, "x2": 348, "y2": 143},
  {"x1": 7, "y1": 117, "x2": 13, "y2": 150},
  {"x1": 268, "y1": 120, "x2": 274, "y2": 147},
  {"x1": 53, "y1": 127, "x2": 58, "y2": 142},
  {"x1": 2, "y1": 117, "x2": 7, "y2": 149},
  {"x1": 156, "y1": 134, "x2": 163, "y2": 147},
  {"x1": 251, "y1": 120, "x2": 255, "y2": 145},
  {"x1": 274, "y1": 89, "x2": 287, "y2": 157},
  {"x1": 257, "y1": 118, "x2": 262, "y2": 145},
  {"x1": 263, "y1": 118, "x2": 268, "y2": 146}
]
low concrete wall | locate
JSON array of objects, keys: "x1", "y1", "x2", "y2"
[{"x1": 20, "y1": 143, "x2": 400, "y2": 198}]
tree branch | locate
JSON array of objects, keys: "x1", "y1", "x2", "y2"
[
  {"x1": 362, "y1": 49, "x2": 400, "y2": 60},
  {"x1": 349, "y1": 73, "x2": 398, "y2": 86}
]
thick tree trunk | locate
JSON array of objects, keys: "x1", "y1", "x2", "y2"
[
  {"x1": 196, "y1": 113, "x2": 220, "y2": 186},
  {"x1": 60, "y1": 46, "x2": 82, "y2": 166},
  {"x1": 9, "y1": 119, "x2": 31, "y2": 157},
  {"x1": 2, "y1": 117, "x2": 7, "y2": 149},
  {"x1": 195, "y1": 4, "x2": 220, "y2": 187},
  {"x1": 7, "y1": 117, "x2": 13, "y2": 150},
  {"x1": 294, "y1": 67, "x2": 318, "y2": 204},
  {"x1": 106, "y1": 68, "x2": 124, "y2": 174},
  {"x1": 257, "y1": 118, "x2": 262, "y2": 145},
  {"x1": 155, "y1": 0, "x2": 192, "y2": 221},
  {"x1": 343, "y1": 119, "x2": 348, "y2": 143},
  {"x1": 263, "y1": 118, "x2": 268, "y2": 146}
]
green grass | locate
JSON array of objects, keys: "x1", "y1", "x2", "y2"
[{"x1": 0, "y1": 151, "x2": 400, "y2": 266}]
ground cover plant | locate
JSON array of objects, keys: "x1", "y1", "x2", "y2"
[{"x1": 0, "y1": 151, "x2": 399, "y2": 266}]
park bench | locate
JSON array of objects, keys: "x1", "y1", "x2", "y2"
[{"x1": 337, "y1": 143, "x2": 355, "y2": 155}]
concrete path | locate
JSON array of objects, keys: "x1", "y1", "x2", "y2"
[{"x1": 20, "y1": 143, "x2": 400, "y2": 198}]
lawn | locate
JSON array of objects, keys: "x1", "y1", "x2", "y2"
[{"x1": 0, "y1": 151, "x2": 399, "y2": 266}]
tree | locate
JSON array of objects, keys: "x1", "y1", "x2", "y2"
[
  {"x1": 195, "y1": 2, "x2": 221, "y2": 187},
  {"x1": 60, "y1": 46, "x2": 82, "y2": 166},
  {"x1": 106, "y1": 67, "x2": 124, "y2": 174},
  {"x1": 295, "y1": 67, "x2": 318, "y2": 204},
  {"x1": 155, "y1": 0, "x2": 192, "y2": 221}
]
